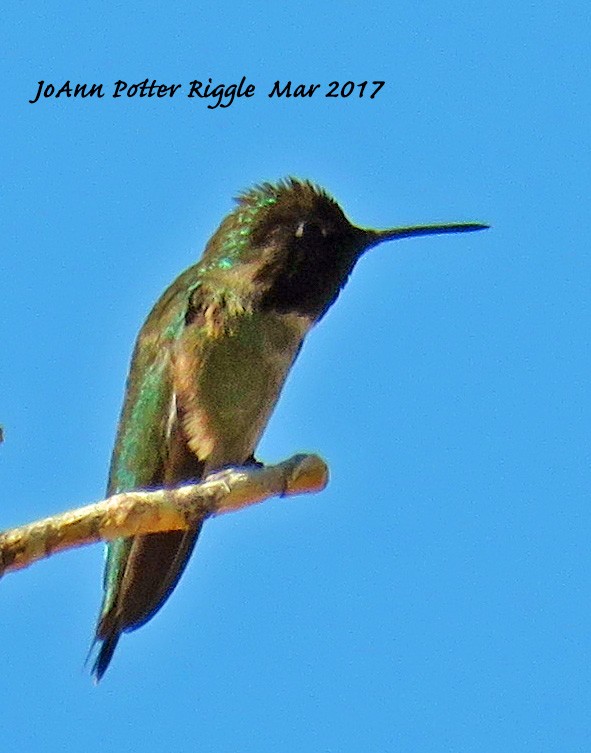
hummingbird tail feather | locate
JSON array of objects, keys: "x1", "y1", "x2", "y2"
[
  {"x1": 92, "y1": 631, "x2": 121, "y2": 682},
  {"x1": 92, "y1": 524, "x2": 203, "y2": 678}
]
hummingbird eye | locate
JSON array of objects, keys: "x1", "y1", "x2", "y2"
[{"x1": 294, "y1": 220, "x2": 328, "y2": 240}]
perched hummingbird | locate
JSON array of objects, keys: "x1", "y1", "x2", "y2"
[{"x1": 92, "y1": 178, "x2": 487, "y2": 679}]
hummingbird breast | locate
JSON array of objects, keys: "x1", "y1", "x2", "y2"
[{"x1": 173, "y1": 309, "x2": 312, "y2": 471}]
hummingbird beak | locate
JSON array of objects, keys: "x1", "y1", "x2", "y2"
[{"x1": 360, "y1": 222, "x2": 489, "y2": 252}]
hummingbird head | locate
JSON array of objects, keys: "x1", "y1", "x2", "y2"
[{"x1": 204, "y1": 178, "x2": 488, "y2": 322}]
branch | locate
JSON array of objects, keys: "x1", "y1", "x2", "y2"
[{"x1": 0, "y1": 453, "x2": 328, "y2": 577}]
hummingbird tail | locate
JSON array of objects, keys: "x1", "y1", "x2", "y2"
[
  {"x1": 91, "y1": 524, "x2": 203, "y2": 679},
  {"x1": 91, "y1": 631, "x2": 121, "y2": 682}
]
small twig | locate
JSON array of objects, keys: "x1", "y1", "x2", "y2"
[{"x1": 0, "y1": 453, "x2": 328, "y2": 577}]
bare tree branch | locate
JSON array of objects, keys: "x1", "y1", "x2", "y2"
[{"x1": 0, "y1": 453, "x2": 328, "y2": 577}]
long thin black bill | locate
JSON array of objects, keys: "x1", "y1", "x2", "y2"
[{"x1": 373, "y1": 222, "x2": 489, "y2": 244}]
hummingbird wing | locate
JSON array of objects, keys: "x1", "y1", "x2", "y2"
[{"x1": 93, "y1": 268, "x2": 207, "y2": 680}]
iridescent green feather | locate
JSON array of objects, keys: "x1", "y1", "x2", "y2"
[{"x1": 99, "y1": 271, "x2": 197, "y2": 621}]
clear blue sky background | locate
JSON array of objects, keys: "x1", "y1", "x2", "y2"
[{"x1": 1, "y1": 2, "x2": 589, "y2": 751}]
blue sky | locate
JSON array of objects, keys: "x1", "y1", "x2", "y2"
[{"x1": 1, "y1": 2, "x2": 590, "y2": 751}]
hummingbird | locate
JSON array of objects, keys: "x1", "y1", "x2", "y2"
[{"x1": 92, "y1": 178, "x2": 487, "y2": 679}]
